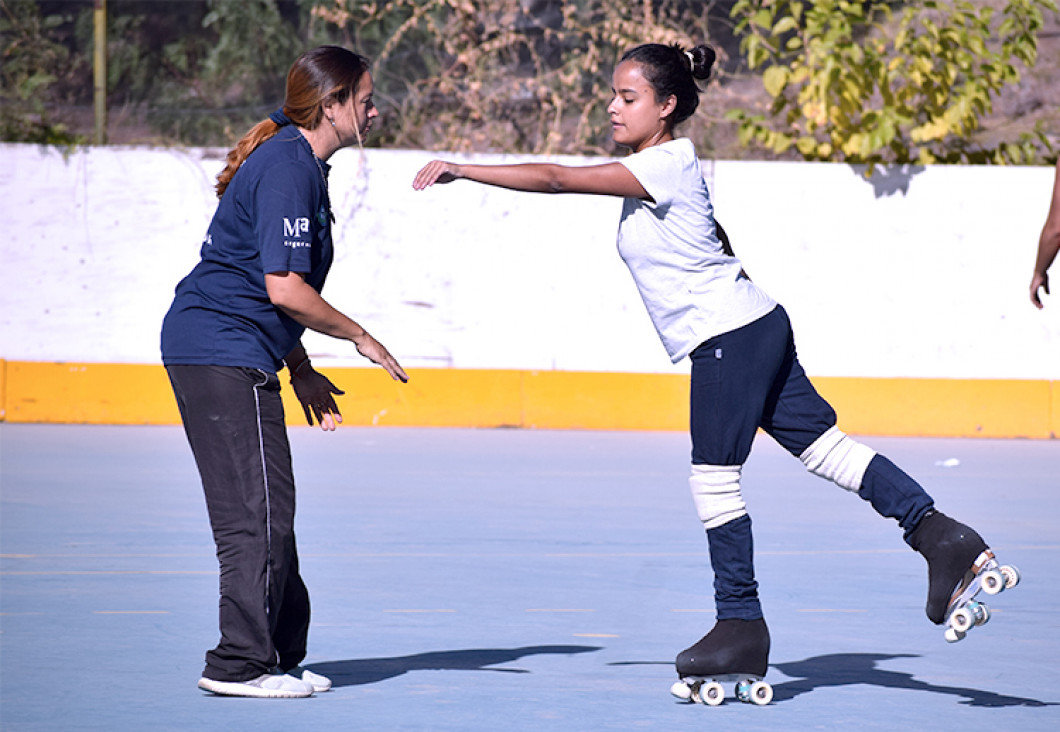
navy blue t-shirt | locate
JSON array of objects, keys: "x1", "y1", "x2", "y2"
[{"x1": 161, "y1": 126, "x2": 334, "y2": 372}]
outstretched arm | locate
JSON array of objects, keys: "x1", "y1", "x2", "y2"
[
  {"x1": 266, "y1": 271, "x2": 408, "y2": 384},
  {"x1": 1031, "y1": 159, "x2": 1060, "y2": 309},
  {"x1": 413, "y1": 160, "x2": 650, "y2": 200}
]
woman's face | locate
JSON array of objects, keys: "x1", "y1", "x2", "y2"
[
  {"x1": 607, "y1": 61, "x2": 674, "y2": 152},
  {"x1": 332, "y1": 71, "x2": 379, "y2": 146}
]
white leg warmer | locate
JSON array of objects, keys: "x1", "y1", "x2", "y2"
[
  {"x1": 689, "y1": 464, "x2": 747, "y2": 530},
  {"x1": 798, "y1": 425, "x2": 876, "y2": 492}
]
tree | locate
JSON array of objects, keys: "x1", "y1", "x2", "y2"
[
  {"x1": 0, "y1": 0, "x2": 84, "y2": 144},
  {"x1": 727, "y1": 0, "x2": 1058, "y2": 166},
  {"x1": 305, "y1": 0, "x2": 728, "y2": 155},
  {"x1": 149, "y1": 0, "x2": 301, "y2": 144}
]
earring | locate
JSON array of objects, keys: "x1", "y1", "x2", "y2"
[{"x1": 328, "y1": 118, "x2": 336, "y2": 128}]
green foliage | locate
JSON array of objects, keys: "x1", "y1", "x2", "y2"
[
  {"x1": 727, "y1": 0, "x2": 1058, "y2": 166},
  {"x1": 0, "y1": 1, "x2": 728, "y2": 153},
  {"x1": 0, "y1": 0, "x2": 84, "y2": 145},
  {"x1": 150, "y1": 0, "x2": 301, "y2": 145},
  {"x1": 7, "y1": 0, "x2": 1054, "y2": 161}
]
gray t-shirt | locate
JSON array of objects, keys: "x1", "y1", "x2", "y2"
[{"x1": 617, "y1": 138, "x2": 776, "y2": 362}]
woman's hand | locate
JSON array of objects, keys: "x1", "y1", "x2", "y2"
[
  {"x1": 266, "y1": 272, "x2": 410, "y2": 383},
  {"x1": 352, "y1": 332, "x2": 409, "y2": 383},
  {"x1": 289, "y1": 365, "x2": 346, "y2": 431},
  {"x1": 412, "y1": 161, "x2": 461, "y2": 190}
]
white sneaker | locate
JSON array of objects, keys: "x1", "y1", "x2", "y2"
[
  {"x1": 288, "y1": 666, "x2": 332, "y2": 692},
  {"x1": 197, "y1": 673, "x2": 314, "y2": 698}
]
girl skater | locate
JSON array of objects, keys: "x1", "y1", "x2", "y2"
[
  {"x1": 413, "y1": 43, "x2": 1013, "y2": 699},
  {"x1": 163, "y1": 46, "x2": 408, "y2": 698}
]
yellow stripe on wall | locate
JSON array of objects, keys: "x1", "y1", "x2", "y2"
[{"x1": 0, "y1": 361, "x2": 1054, "y2": 438}]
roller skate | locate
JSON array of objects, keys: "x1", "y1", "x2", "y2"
[
  {"x1": 908, "y1": 510, "x2": 1021, "y2": 643},
  {"x1": 670, "y1": 618, "x2": 772, "y2": 706}
]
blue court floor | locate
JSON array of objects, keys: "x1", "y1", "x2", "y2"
[{"x1": 1, "y1": 424, "x2": 1058, "y2": 731}]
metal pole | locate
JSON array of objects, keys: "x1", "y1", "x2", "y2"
[{"x1": 93, "y1": 0, "x2": 107, "y2": 145}]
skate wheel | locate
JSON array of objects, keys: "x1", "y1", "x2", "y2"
[
  {"x1": 748, "y1": 680, "x2": 773, "y2": 705},
  {"x1": 976, "y1": 603, "x2": 991, "y2": 627},
  {"x1": 981, "y1": 569, "x2": 1004, "y2": 595},
  {"x1": 735, "y1": 679, "x2": 770, "y2": 705},
  {"x1": 1001, "y1": 565, "x2": 1020, "y2": 590},
  {"x1": 944, "y1": 626, "x2": 966, "y2": 643},
  {"x1": 699, "y1": 681, "x2": 724, "y2": 706},
  {"x1": 670, "y1": 681, "x2": 693, "y2": 701},
  {"x1": 951, "y1": 606, "x2": 975, "y2": 634}
]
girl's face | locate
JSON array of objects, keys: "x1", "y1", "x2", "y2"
[
  {"x1": 332, "y1": 72, "x2": 379, "y2": 146},
  {"x1": 607, "y1": 61, "x2": 675, "y2": 152}
]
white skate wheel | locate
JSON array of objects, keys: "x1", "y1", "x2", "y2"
[
  {"x1": 1001, "y1": 565, "x2": 1020, "y2": 589},
  {"x1": 944, "y1": 626, "x2": 965, "y2": 643},
  {"x1": 981, "y1": 569, "x2": 1004, "y2": 595},
  {"x1": 951, "y1": 607, "x2": 975, "y2": 633},
  {"x1": 700, "y1": 681, "x2": 724, "y2": 706},
  {"x1": 670, "y1": 681, "x2": 693, "y2": 701},
  {"x1": 749, "y1": 680, "x2": 773, "y2": 705}
]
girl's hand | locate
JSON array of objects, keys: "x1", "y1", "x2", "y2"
[
  {"x1": 1031, "y1": 270, "x2": 1050, "y2": 309},
  {"x1": 413, "y1": 161, "x2": 461, "y2": 190}
]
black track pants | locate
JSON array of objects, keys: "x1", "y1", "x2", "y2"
[{"x1": 167, "y1": 365, "x2": 310, "y2": 681}]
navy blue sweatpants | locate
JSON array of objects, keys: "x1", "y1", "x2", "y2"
[{"x1": 688, "y1": 305, "x2": 933, "y2": 620}]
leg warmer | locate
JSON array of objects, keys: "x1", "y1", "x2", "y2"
[
  {"x1": 798, "y1": 425, "x2": 876, "y2": 492},
  {"x1": 689, "y1": 464, "x2": 747, "y2": 530}
]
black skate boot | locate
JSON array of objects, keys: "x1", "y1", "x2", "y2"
[
  {"x1": 672, "y1": 618, "x2": 772, "y2": 706},
  {"x1": 907, "y1": 510, "x2": 990, "y2": 625},
  {"x1": 903, "y1": 510, "x2": 1017, "y2": 639},
  {"x1": 907, "y1": 510, "x2": 1021, "y2": 641}
]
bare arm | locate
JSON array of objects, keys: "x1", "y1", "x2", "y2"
[
  {"x1": 412, "y1": 160, "x2": 650, "y2": 200},
  {"x1": 1031, "y1": 160, "x2": 1060, "y2": 309},
  {"x1": 266, "y1": 271, "x2": 407, "y2": 383}
]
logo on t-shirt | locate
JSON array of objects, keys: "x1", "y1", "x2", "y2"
[
  {"x1": 283, "y1": 216, "x2": 311, "y2": 249},
  {"x1": 284, "y1": 217, "x2": 310, "y2": 237}
]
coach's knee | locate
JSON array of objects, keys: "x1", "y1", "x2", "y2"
[
  {"x1": 799, "y1": 425, "x2": 876, "y2": 492},
  {"x1": 689, "y1": 464, "x2": 747, "y2": 530}
]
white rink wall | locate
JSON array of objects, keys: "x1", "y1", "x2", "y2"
[{"x1": 2, "y1": 143, "x2": 1057, "y2": 380}]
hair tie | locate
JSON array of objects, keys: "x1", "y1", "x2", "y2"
[
  {"x1": 269, "y1": 108, "x2": 292, "y2": 127},
  {"x1": 684, "y1": 50, "x2": 695, "y2": 72}
]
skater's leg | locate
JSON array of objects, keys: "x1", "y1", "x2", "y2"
[
  {"x1": 689, "y1": 307, "x2": 792, "y2": 623},
  {"x1": 796, "y1": 428, "x2": 934, "y2": 535},
  {"x1": 756, "y1": 310, "x2": 997, "y2": 626},
  {"x1": 859, "y1": 454, "x2": 935, "y2": 537},
  {"x1": 705, "y1": 514, "x2": 761, "y2": 620},
  {"x1": 687, "y1": 466, "x2": 761, "y2": 618},
  {"x1": 757, "y1": 308, "x2": 933, "y2": 533},
  {"x1": 678, "y1": 309, "x2": 793, "y2": 681},
  {"x1": 690, "y1": 306, "x2": 791, "y2": 468}
]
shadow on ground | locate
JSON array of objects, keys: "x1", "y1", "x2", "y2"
[
  {"x1": 307, "y1": 645, "x2": 602, "y2": 688},
  {"x1": 771, "y1": 653, "x2": 1054, "y2": 708},
  {"x1": 611, "y1": 653, "x2": 1055, "y2": 708}
]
